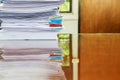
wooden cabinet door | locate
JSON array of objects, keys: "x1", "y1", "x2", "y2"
[
  {"x1": 80, "y1": 0, "x2": 120, "y2": 33},
  {"x1": 79, "y1": 34, "x2": 120, "y2": 80}
]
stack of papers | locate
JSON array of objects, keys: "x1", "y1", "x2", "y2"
[
  {"x1": 0, "y1": 0, "x2": 66, "y2": 80},
  {"x1": 0, "y1": 0, "x2": 64, "y2": 39},
  {"x1": 0, "y1": 0, "x2": 65, "y2": 61},
  {"x1": 0, "y1": 40, "x2": 63, "y2": 61},
  {"x1": 0, "y1": 61, "x2": 66, "y2": 80}
]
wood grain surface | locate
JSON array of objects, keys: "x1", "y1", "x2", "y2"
[
  {"x1": 79, "y1": 34, "x2": 120, "y2": 80},
  {"x1": 80, "y1": 0, "x2": 120, "y2": 33}
]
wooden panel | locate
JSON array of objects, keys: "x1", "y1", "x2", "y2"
[
  {"x1": 80, "y1": 0, "x2": 120, "y2": 33},
  {"x1": 62, "y1": 66, "x2": 73, "y2": 80},
  {"x1": 79, "y1": 34, "x2": 120, "y2": 80}
]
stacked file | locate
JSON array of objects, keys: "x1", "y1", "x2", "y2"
[
  {"x1": 0, "y1": 0, "x2": 64, "y2": 39},
  {"x1": 0, "y1": 0, "x2": 66, "y2": 80},
  {"x1": 0, "y1": 40, "x2": 66, "y2": 80},
  {"x1": 0, "y1": 61, "x2": 66, "y2": 80},
  {"x1": 0, "y1": 40, "x2": 63, "y2": 62},
  {"x1": 0, "y1": 0, "x2": 65, "y2": 62}
]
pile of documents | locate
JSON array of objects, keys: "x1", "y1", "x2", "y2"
[
  {"x1": 0, "y1": 0, "x2": 66, "y2": 80},
  {"x1": 0, "y1": 0, "x2": 64, "y2": 39},
  {"x1": 0, "y1": 0, "x2": 65, "y2": 60},
  {"x1": 0, "y1": 40, "x2": 63, "y2": 62},
  {"x1": 0, "y1": 61, "x2": 66, "y2": 80}
]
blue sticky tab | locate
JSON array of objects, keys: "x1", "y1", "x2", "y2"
[
  {"x1": 53, "y1": 51, "x2": 63, "y2": 54},
  {"x1": 50, "y1": 56, "x2": 62, "y2": 61},
  {"x1": 49, "y1": 19, "x2": 62, "y2": 24},
  {"x1": 52, "y1": 28, "x2": 63, "y2": 31}
]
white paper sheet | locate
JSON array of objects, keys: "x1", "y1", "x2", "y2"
[
  {"x1": 0, "y1": 39, "x2": 60, "y2": 48},
  {"x1": 0, "y1": 30, "x2": 59, "y2": 39}
]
